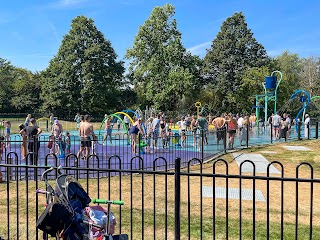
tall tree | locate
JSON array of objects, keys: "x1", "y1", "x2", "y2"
[
  {"x1": 11, "y1": 69, "x2": 42, "y2": 113},
  {"x1": 0, "y1": 58, "x2": 14, "y2": 112},
  {"x1": 203, "y1": 12, "x2": 271, "y2": 112},
  {"x1": 41, "y1": 16, "x2": 124, "y2": 117},
  {"x1": 299, "y1": 56, "x2": 320, "y2": 97},
  {"x1": 126, "y1": 4, "x2": 202, "y2": 111}
]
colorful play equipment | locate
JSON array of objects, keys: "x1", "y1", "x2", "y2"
[
  {"x1": 37, "y1": 117, "x2": 51, "y2": 131},
  {"x1": 98, "y1": 113, "x2": 129, "y2": 144},
  {"x1": 195, "y1": 102, "x2": 202, "y2": 117},
  {"x1": 122, "y1": 109, "x2": 147, "y2": 134},
  {"x1": 114, "y1": 112, "x2": 134, "y2": 124},
  {"x1": 309, "y1": 95, "x2": 320, "y2": 114},
  {"x1": 255, "y1": 71, "x2": 282, "y2": 125},
  {"x1": 138, "y1": 140, "x2": 147, "y2": 154},
  {"x1": 289, "y1": 90, "x2": 311, "y2": 133}
]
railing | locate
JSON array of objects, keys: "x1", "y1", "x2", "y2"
[
  {"x1": 2, "y1": 121, "x2": 319, "y2": 168},
  {"x1": 1, "y1": 157, "x2": 320, "y2": 239}
]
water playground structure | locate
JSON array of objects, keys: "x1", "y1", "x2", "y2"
[{"x1": 254, "y1": 71, "x2": 283, "y2": 125}]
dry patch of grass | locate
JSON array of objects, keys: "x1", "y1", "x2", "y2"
[{"x1": 1, "y1": 140, "x2": 320, "y2": 239}]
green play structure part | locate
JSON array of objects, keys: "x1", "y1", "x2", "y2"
[{"x1": 98, "y1": 114, "x2": 129, "y2": 144}]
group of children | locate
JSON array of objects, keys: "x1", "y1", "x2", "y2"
[{"x1": 47, "y1": 132, "x2": 71, "y2": 156}]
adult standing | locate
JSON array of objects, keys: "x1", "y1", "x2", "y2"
[
  {"x1": 212, "y1": 115, "x2": 226, "y2": 145},
  {"x1": 240, "y1": 116, "x2": 249, "y2": 146},
  {"x1": 24, "y1": 114, "x2": 31, "y2": 127},
  {"x1": 124, "y1": 115, "x2": 130, "y2": 130},
  {"x1": 19, "y1": 124, "x2": 28, "y2": 162},
  {"x1": 237, "y1": 114, "x2": 244, "y2": 136},
  {"x1": 129, "y1": 118, "x2": 144, "y2": 154},
  {"x1": 227, "y1": 113, "x2": 238, "y2": 149},
  {"x1": 103, "y1": 115, "x2": 113, "y2": 145},
  {"x1": 77, "y1": 115, "x2": 96, "y2": 161},
  {"x1": 50, "y1": 113, "x2": 55, "y2": 126},
  {"x1": 196, "y1": 113, "x2": 208, "y2": 151},
  {"x1": 51, "y1": 119, "x2": 64, "y2": 155},
  {"x1": 74, "y1": 112, "x2": 81, "y2": 130},
  {"x1": 152, "y1": 114, "x2": 161, "y2": 149},
  {"x1": 272, "y1": 112, "x2": 281, "y2": 139},
  {"x1": 304, "y1": 114, "x2": 311, "y2": 139},
  {"x1": 26, "y1": 118, "x2": 42, "y2": 165}
]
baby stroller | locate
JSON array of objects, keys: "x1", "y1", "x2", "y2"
[{"x1": 36, "y1": 167, "x2": 127, "y2": 240}]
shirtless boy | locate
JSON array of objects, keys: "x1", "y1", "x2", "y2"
[{"x1": 77, "y1": 115, "x2": 96, "y2": 160}]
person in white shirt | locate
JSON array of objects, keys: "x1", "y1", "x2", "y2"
[
  {"x1": 237, "y1": 114, "x2": 244, "y2": 136},
  {"x1": 304, "y1": 114, "x2": 310, "y2": 139},
  {"x1": 152, "y1": 114, "x2": 161, "y2": 148},
  {"x1": 272, "y1": 112, "x2": 281, "y2": 139}
]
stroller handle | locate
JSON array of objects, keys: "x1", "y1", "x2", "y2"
[
  {"x1": 36, "y1": 188, "x2": 55, "y2": 196},
  {"x1": 92, "y1": 199, "x2": 124, "y2": 205},
  {"x1": 41, "y1": 167, "x2": 55, "y2": 181}
]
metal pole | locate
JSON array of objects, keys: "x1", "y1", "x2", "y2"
[
  {"x1": 271, "y1": 71, "x2": 283, "y2": 114},
  {"x1": 316, "y1": 122, "x2": 319, "y2": 139},
  {"x1": 298, "y1": 122, "x2": 301, "y2": 140},
  {"x1": 174, "y1": 158, "x2": 181, "y2": 240}
]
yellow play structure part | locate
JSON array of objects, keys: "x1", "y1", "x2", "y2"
[{"x1": 114, "y1": 112, "x2": 134, "y2": 124}]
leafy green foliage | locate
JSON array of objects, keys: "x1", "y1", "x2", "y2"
[
  {"x1": 203, "y1": 12, "x2": 271, "y2": 113},
  {"x1": 41, "y1": 16, "x2": 124, "y2": 117},
  {"x1": 126, "y1": 4, "x2": 202, "y2": 111}
]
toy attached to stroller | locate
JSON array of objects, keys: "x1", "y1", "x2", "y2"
[{"x1": 36, "y1": 167, "x2": 127, "y2": 240}]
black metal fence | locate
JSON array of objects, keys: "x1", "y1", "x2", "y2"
[{"x1": 1, "y1": 156, "x2": 320, "y2": 239}]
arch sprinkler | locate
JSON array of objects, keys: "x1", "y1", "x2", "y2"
[
  {"x1": 290, "y1": 89, "x2": 311, "y2": 133},
  {"x1": 98, "y1": 113, "x2": 129, "y2": 144}
]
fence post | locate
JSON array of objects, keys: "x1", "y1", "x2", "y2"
[
  {"x1": 223, "y1": 125, "x2": 227, "y2": 154},
  {"x1": 270, "y1": 124, "x2": 273, "y2": 144},
  {"x1": 174, "y1": 157, "x2": 181, "y2": 240},
  {"x1": 298, "y1": 122, "x2": 301, "y2": 140},
  {"x1": 246, "y1": 124, "x2": 249, "y2": 148},
  {"x1": 316, "y1": 122, "x2": 319, "y2": 139},
  {"x1": 308, "y1": 122, "x2": 310, "y2": 140}
]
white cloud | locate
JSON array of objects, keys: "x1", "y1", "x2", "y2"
[
  {"x1": 52, "y1": 0, "x2": 88, "y2": 8},
  {"x1": 48, "y1": 22, "x2": 60, "y2": 43},
  {"x1": 187, "y1": 41, "x2": 211, "y2": 56}
]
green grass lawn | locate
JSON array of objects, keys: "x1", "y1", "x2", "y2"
[{"x1": 1, "y1": 140, "x2": 320, "y2": 239}]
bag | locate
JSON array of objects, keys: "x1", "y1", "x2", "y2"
[
  {"x1": 67, "y1": 182, "x2": 91, "y2": 208},
  {"x1": 36, "y1": 202, "x2": 72, "y2": 236}
]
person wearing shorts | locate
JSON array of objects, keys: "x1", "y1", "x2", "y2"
[
  {"x1": 213, "y1": 116, "x2": 226, "y2": 145},
  {"x1": 77, "y1": 115, "x2": 96, "y2": 161},
  {"x1": 272, "y1": 112, "x2": 281, "y2": 139}
]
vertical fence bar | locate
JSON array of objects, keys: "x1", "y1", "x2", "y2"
[
  {"x1": 295, "y1": 166, "x2": 299, "y2": 239},
  {"x1": 315, "y1": 122, "x2": 319, "y2": 139},
  {"x1": 26, "y1": 165, "x2": 29, "y2": 240},
  {"x1": 6, "y1": 165, "x2": 10, "y2": 240},
  {"x1": 16, "y1": 165, "x2": 19, "y2": 239},
  {"x1": 175, "y1": 157, "x2": 181, "y2": 240},
  {"x1": 223, "y1": 127, "x2": 227, "y2": 154},
  {"x1": 309, "y1": 166, "x2": 314, "y2": 240},
  {"x1": 298, "y1": 122, "x2": 301, "y2": 140},
  {"x1": 246, "y1": 124, "x2": 249, "y2": 147},
  {"x1": 252, "y1": 164, "x2": 256, "y2": 240},
  {"x1": 270, "y1": 124, "x2": 273, "y2": 144}
]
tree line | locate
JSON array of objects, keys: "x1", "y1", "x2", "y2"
[{"x1": 1, "y1": 4, "x2": 319, "y2": 119}]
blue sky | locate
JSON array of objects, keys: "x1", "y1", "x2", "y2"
[{"x1": 1, "y1": 0, "x2": 319, "y2": 72}]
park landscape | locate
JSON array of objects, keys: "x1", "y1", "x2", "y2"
[{"x1": 1, "y1": 1, "x2": 320, "y2": 239}]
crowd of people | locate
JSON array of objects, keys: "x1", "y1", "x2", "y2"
[{"x1": 0, "y1": 110, "x2": 312, "y2": 162}]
